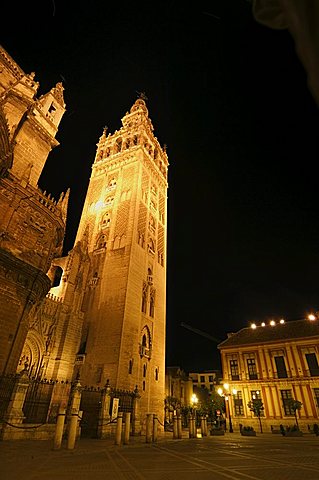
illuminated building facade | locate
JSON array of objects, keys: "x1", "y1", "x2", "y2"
[
  {"x1": 73, "y1": 97, "x2": 168, "y2": 424},
  {"x1": 218, "y1": 319, "x2": 319, "y2": 430},
  {"x1": 0, "y1": 46, "x2": 68, "y2": 376},
  {"x1": 0, "y1": 45, "x2": 168, "y2": 433},
  {"x1": 165, "y1": 367, "x2": 193, "y2": 405},
  {"x1": 188, "y1": 370, "x2": 221, "y2": 392}
]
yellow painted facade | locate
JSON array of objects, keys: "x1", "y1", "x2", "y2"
[{"x1": 218, "y1": 319, "x2": 319, "y2": 431}]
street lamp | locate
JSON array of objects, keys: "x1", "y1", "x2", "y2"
[
  {"x1": 191, "y1": 393, "x2": 198, "y2": 427},
  {"x1": 191, "y1": 393, "x2": 198, "y2": 412},
  {"x1": 218, "y1": 383, "x2": 237, "y2": 433}
]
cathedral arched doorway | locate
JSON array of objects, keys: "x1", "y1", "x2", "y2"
[{"x1": 17, "y1": 331, "x2": 44, "y2": 378}]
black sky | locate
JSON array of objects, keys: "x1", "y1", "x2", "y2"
[{"x1": 3, "y1": 1, "x2": 319, "y2": 372}]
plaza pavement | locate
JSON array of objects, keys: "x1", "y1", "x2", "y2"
[{"x1": 1, "y1": 431, "x2": 319, "y2": 480}]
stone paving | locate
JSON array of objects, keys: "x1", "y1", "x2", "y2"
[{"x1": 1, "y1": 432, "x2": 319, "y2": 480}]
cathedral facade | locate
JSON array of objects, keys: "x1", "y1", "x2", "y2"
[
  {"x1": 0, "y1": 45, "x2": 168, "y2": 430},
  {"x1": 0, "y1": 46, "x2": 67, "y2": 377}
]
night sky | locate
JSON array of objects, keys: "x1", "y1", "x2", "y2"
[{"x1": 2, "y1": 1, "x2": 319, "y2": 372}]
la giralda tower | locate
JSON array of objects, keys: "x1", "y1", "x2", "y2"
[{"x1": 75, "y1": 97, "x2": 168, "y2": 423}]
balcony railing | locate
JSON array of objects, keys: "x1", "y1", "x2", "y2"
[{"x1": 304, "y1": 369, "x2": 319, "y2": 377}]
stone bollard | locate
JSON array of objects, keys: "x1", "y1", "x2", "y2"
[
  {"x1": 115, "y1": 412, "x2": 123, "y2": 445},
  {"x1": 53, "y1": 407, "x2": 66, "y2": 450},
  {"x1": 67, "y1": 409, "x2": 79, "y2": 450},
  {"x1": 189, "y1": 415, "x2": 194, "y2": 438},
  {"x1": 146, "y1": 413, "x2": 153, "y2": 443},
  {"x1": 204, "y1": 416, "x2": 208, "y2": 437},
  {"x1": 132, "y1": 385, "x2": 141, "y2": 436},
  {"x1": 191, "y1": 415, "x2": 197, "y2": 438},
  {"x1": 123, "y1": 412, "x2": 131, "y2": 445},
  {"x1": 200, "y1": 416, "x2": 205, "y2": 437},
  {"x1": 177, "y1": 415, "x2": 182, "y2": 439},
  {"x1": 153, "y1": 414, "x2": 158, "y2": 443},
  {"x1": 67, "y1": 376, "x2": 82, "y2": 446},
  {"x1": 98, "y1": 380, "x2": 112, "y2": 439},
  {"x1": 173, "y1": 415, "x2": 178, "y2": 439}
]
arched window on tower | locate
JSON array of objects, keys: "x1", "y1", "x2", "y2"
[
  {"x1": 101, "y1": 213, "x2": 111, "y2": 229},
  {"x1": 141, "y1": 282, "x2": 147, "y2": 313},
  {"x1": 143, "y1": 364, "x2": 147, "y2": 377},
  {"x1": 147, "y1": 267, "x2": 153, "y2": 286},
  {"x1": 96, "y1": 234, "x2": 107, "y2": 250},
  {"x1": 105, "y1": 196, "x2": 114, "y2": 207},
  {"x1": 149, "y1": 215, "x2": 156, "y2": 234},
  {"x1": 158, "y1": 251, "x2": 164, "y2": 266},
  {"x1": 139, "y1": 326, "x2": 152, "y2": 358},
  {"x1": 115, "y1": 138, "x2": 122, "y2": 152},
  {"x1": 107, "y1": 178, "x2": 117, "y2": 190},
  {"x1": 148, "y1": 238, "x2": 155, "y2": 255},
  {"x1": 149, "y1": 289, "x2": 155, "y2": 318},
  {"x1": 129, "y1": 359, "x2": 133, "y2": 374},
  {"x1": 138, "y1": 232, "x2": 145, "y2": 248}
]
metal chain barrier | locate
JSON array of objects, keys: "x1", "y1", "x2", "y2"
[
  {"x1": 155, "y1": 417, "x2": 165, "y2": 427},
  {"x1": 3, "y1": 421, "x2": 47, "y2": 429}
]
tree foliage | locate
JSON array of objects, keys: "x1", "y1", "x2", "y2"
[
  {"x1": 247, "y1": 398, "x2": 264, "y2": 433},
  {"x1": 193, "y1": 386, "x2": 225, "y2": 420},
  {"x1": 286, "y1": 398, "x2": 302, "y2": 427}
]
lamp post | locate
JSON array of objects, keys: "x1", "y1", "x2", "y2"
[
  {"x1": 191, "y1": 393, "x2": 198, "y2": 429},
  {"x1": 218, "y1": 383, "x2": 237, "y2": 433}
]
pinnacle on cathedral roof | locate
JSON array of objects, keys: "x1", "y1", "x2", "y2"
[
  {"x1": 57, "y1": 188, "x2": 70, "y2": 222},
  {"x1": 51, "y1": 82, "x2": 65, "y2": 107}
]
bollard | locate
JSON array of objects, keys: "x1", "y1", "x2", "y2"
[
  {"x1": 173, "y1": 415, "x2": 178, "y2": 439},
  {"x1": 153, "y1": 414, "x2": 158, "y2": 443},
  {"x1": 200, "y1": 416, "x2": 205, "y2": 437},
  {"x1": 189, "y1": 414, "x2": 194, "y2": 438},
  {"x1": 53, "y1": 407, "x2": 66, "y2": 450},
  {"x1": 192, "y1": 415, "x2": 197, "y2": 438},
  {"x1": 177, "y1": 415, "x2": 182, "y2": 439},
  {"x1": 67, "y1": 410, "x2": 79, "y2": 450},
  {"x1": 146, "y1": 413, "x2": 153, "y2": 443},
  {"x1": 123, "y1": 412, "x2": 131, "y2": 445},
  {"x1": 204, "y1": 416, "x2": 208, "y2": 437},
  {"x1": 115, "y1": 412, "x2": 123, "y2": 445}
]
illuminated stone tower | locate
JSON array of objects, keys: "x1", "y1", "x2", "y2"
[{"x1": 76, "y1": 97, "x2": 168, "y2": 422}]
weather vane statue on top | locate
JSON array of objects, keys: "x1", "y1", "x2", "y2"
[{"x1": 136, "y1": 91, "x2": 148, "y2": 101}]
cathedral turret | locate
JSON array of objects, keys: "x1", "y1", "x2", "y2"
[
  {"x1": 0, "y1": 47, "x2": 66, "y2": 187},
  {"x1": 36, "y1": 82, "x2": 66, "y2": 131}
]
